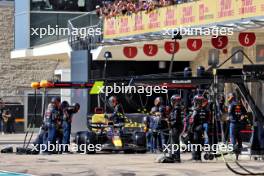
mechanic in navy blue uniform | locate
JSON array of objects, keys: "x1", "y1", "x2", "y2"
[
  {"x1": 150, "y1": 97, "x2": 168, "y2": 151},
  {"x1": 227, "y1": 93, "x2": 245, "y2": 152},
  {"x1": 45, "y1": 97, "x2": 61, "y2": 153},
  {"x1": 189, "y1": 94, "x2": 207, "y2": 161},
  {"x1": 143, "y1": 115, "x2": 159, "y2": 153},
  {"x1": 61, "y1": 101, "x2": 80, "y2": 153},
  {"x1": 168, "y1": 94, "x2": 184, "y2": 162},
  {"x1": 143, "y1": 111, "x2": 161, "y2": 153},
  {"x1": 108, "y1": 96, "x2": 125, "y2": 124}
]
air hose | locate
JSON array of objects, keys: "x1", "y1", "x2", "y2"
[
  {"x1": 221, "y1": 148, "x2": 264, "y2": 175},
  {"x1": 22, "y1": 89, "x2": 38, "y2": 149}
]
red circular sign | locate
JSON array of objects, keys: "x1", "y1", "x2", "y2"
[
  {"x1": 211, "y1": 36, "x2": 228, "y2": 49},
  {"x1": 143, "y1": 44, "x2": 158, "y2": 56},
  {"x1": 239, "y1": 32, "x2": 256, "y2": 47},
  {"x1": 164, "y1": 41, "x2": 180, "y2": 54},
  {"x1": 123, "y1": 47, "x2": 138, "y2": 58},
  {"x1": 187, "y1": 39, "x2": 202, "y2": 51}
]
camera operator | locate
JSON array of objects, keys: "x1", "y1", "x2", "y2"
[{"x1": 61, "y1": 101, "x2": 80, "y2": 153}]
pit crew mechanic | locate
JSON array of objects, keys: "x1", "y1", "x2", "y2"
[
  {"x1": 150, "y1": 97, "x2": 169, "y2": 151},
  {"x1": 189, "y1": 94, "x2": 209, "y2": 161},
  {"x1": 61, "y1": 101, "x2": 80, "y2": 153},
  {"x1": 168, "y1": 94, "x2": 184, "y2": 163},
  {"x1": 227, "y1": 93, "x2": 246, "y2": 153},
  {"x1": 108, "y1": 96, "x2": 125, "y2": 124},
  {"x1": 34, "y1": 97, "x2": 80, "y2": 154}
]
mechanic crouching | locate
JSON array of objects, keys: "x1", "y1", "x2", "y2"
[
  {"x1": 189, "y1": 94, "x2": 207, "y2": 162},
  {"x1": 61, "y1": 101, "x2": 80, "y2": 154},
  {"x1": 168, "y1": 95, "x2": 184, "y2": 163}
]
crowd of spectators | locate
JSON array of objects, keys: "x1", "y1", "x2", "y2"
[
  {"x1": 31, "y1": 0, "x2": 197, "y2": 18},
  {"x1": 96, "y1": 0, "x2": 196, "y2": 18}
]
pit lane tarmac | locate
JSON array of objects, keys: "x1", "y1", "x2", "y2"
[{"x1": 1, "y1": 134, "x2": 264, "y2": 176}]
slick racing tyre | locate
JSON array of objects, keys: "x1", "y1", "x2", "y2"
[
  {"x1": 75, "y1": 131, "x2": 97, "y2": 154},
  {"x1": 133, "y1": 132, "x2": 147, "y2": 153}
]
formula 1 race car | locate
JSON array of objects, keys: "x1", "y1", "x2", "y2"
[{"x1": 74, "y1": 113, "x2": 147, "y2": 154}]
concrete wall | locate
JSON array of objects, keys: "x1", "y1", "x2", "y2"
[{"x1": 0, "y1": 3, "x2": 69, "y2": 104}]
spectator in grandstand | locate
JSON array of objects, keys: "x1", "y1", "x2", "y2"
[{"x1": 98, "y1": 0, "x2": 196, "y2": 18}]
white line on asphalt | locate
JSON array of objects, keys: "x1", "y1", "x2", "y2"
[{"x1": 0, "y1": 170, "x2": 32, "y2": 176}]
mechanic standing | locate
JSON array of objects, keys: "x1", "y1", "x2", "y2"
[
  {"x1": 150, "y1": 97, "x2": 168, "y2": 151},
  {"x1": 227, "y1": 93, "x2": 244, "y2": 153},
  {"x1": 168, "y1": 94, "x2": 184, "y2": 163},
  {"x1": 143, "y1": 113, "x2": 160, "y2": 153},
  {"x1": 61, "y1": 101, "x2": 80, "y2": 153},
  {"x1": 189, "y1": 94, "x2": 206, "y2": 161},
  {"x1": 45, "y1": 97, "x2": 61, "y2": 153},
  {"x1": 35, "y1": 103, "x2": 54, "y2": 153}
]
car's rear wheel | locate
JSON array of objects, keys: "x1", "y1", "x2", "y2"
[{"x1": 75, "y1": 131, "x2": 97, "y2": 154}]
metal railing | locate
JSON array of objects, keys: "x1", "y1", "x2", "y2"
[{"x1": 68, "y1": 12, "x2": 103, "y2": 51}]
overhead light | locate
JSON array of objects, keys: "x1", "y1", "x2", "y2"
[
  {"x1": 149, "y1": 32, "x2": 161, "y2": 37},
  {"x1": 235, "y1": 21, "x2": 261, "y2": 29},
  {"x1": 133, "y1": 35, "x2": 149, "y2": 41},
  {"x1": 217, "y1": 24, "x2": 236, "y2": 28},
  {"x1": 104, "y1": 51, "x2": 112, "y2": 60},
  {"x1": 102, "y1": 39, "x2": 115, "y2": 43},
  {"x1": 113, "y1": 38, "x2": 132, "y2": 42},
  {"x1": 148, "y1": 33, "x2": 163, "y2": 40},
  {"x1": 251, "y1": 19, "x2": 264, "y2": 26},
  {"x1": 233, "y1": 26, "x2": 247, "y2": 32}
]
